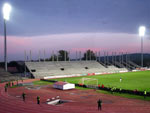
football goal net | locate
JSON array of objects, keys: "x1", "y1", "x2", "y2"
[{"x1": 78, "y1": 78, "x2": 98, "y2": 86}]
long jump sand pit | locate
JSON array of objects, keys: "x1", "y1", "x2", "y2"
[{"x1": 0, "y1": 79, "x2": 150, "y2": 113}]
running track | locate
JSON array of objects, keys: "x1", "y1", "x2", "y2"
[{"x1": 0, "y1": 79, "x2": 150, "y2": 113}]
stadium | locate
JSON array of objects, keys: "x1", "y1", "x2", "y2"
[
  {"x1": 0, "y1": 1, "x2": 150, "y2": 113},
  {"x1": 1, "y1": 60, "x2": 150, "y2": 113}
]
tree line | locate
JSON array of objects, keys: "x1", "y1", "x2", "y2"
[{"x1": 43, "y1": 49, "x2": 96, "y2": 61}]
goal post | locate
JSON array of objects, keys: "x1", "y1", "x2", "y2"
[{"x1": 78, "y1": 78, "x2": 98, "y2": 86}]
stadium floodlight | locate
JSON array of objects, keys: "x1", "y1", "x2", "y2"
[
  {"x1": 2, "y1": 3, "x2": 12, "y2": 71},
  {"x1": 139, "y1": 26, "x2": 146, "y2": 68},
  {"x1": 3, "y1": 3, "x2": 12, "y2": 20},
  {"x1": 139, "y1": 26, "x2": 146, "y2": 37}
]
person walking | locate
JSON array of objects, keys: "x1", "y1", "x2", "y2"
[
  {"x1": 37, "y1": 96, "x2": 40, "y2": 104},
  {"x1": 97, "y1": 99, "x2": 102, "y2": 111},
  {"x1": 22, "y1": 92, "x2": 26, "y2": 101}
]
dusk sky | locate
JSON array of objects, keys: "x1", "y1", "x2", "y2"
[{"x1": 0, "y1": 0, "x2": 150, "y2": 61}]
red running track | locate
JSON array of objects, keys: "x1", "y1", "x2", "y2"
[{"x1": 0, "y1": 79, "x2": 150, "y2": 113}]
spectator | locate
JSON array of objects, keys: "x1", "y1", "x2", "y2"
[
  {"x1": 111, "y1": 87, "x2": 114, "y2": 94},
  {"x1": 101, "y1": 84, "x2": 104, "y2": 88},
  {"x1": 134, "y1": 89, "x2": 138, "y2": 94},
  {"x1": 119, "y1": 87, "x2": 122, "y2": 93},
  {"x1": 144, "y1": 90, "x2": 147, "y2": 99}
]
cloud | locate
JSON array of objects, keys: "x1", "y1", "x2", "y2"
[{"x1": 0, "y1": 32, "x2": 150, "y2": 61}]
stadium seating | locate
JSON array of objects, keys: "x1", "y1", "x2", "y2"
[
  {"x1": 0, "y1": 68, "x2": 20, "y2": 82},
  {"x1": 25, "y1": 61, "x2": 128, "y2": 78}
]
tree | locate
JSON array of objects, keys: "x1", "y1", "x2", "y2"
[
  {"x1": 58, "y1": 50, "x2": 69, "y2": 61},
  {"x1": 46, "y1": 54, "x2": 57, "y2": 61},
  {"x1": 82, "y1": 49, "x2": 96, "y2": 60}
]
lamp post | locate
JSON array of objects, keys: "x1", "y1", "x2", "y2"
[
  {"x1": 139, "y1": 26, "x2": 146, "y2": 68},
  {"x1": 2, "y1": 3, "x2": 12, "y2": 71}
]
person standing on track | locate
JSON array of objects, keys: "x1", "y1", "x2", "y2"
[
  {"x1": 4, "y1": 84, "x2": 8, "y2": 92},
  {"x1": 37, "y1": 96, "x2": 40, "y2": 104},
  {"x1": 22, "y1": 92, "x2": 26, "y2": 101},
  {"x1": 97, "y1": 99, "x2": 102, "y2": 111}
]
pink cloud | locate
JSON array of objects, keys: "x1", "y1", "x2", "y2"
[{"x1": 0, "y1": 32, "x2": 150, "y2": 61}]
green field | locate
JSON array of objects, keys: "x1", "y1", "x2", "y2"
[{"x1": 51, "y1": 71, "x2": 150, "y2": 92}]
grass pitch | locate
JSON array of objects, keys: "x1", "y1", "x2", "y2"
[{"x1": 51, "y1": 71, "x2": 150, "y2": 92}]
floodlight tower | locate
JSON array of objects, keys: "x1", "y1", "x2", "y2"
[
  {"x1": 139, "y1": 26, "x2": 146, "y2": 68},
  {"x1": 2, "y1": 3, "x2": 12, "y2": 71}
]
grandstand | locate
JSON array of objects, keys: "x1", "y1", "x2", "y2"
[
  {"x1": 25, "y1": 61, "x2": 128, "y2": 78},
  {"x1": 0, "y1": 68, "x2": 20, "y2": 82}
]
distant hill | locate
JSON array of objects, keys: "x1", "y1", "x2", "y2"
[
  {"x1": 129, "y1": 53, "x2": 150, "y2": 67},
  {"x1": 99, "y1": 53, "x2": 150, "y2": 67}
]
